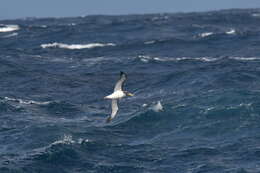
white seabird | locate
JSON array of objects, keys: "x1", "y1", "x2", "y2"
[{"x1": 104, "y1": 71, "x2": 134, "y2": 122}]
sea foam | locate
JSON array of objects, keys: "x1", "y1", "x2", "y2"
[
  {"x1": 4, "y1": 97, "x2": 51, "y2": 105},
  {"x1": 0, "y1": 25, "x2": 20, "y2": 32},
  {"x1": 137, "y1": 55, "x2": 218, "y2": 63},
  {"x1": 151, "y1": 101, "x2": 164, "y2": 112},
  {"x1": 41, "y1": 42, "x2": 116, "y2": 49},
  {"x1": 50, "y1": 135, "x2": 89, "y2": 146},
  {"x1": 226, "y1": 29, "x2": 236, "y2": 35},
  {"x1": 229, "y1": 57, "x2": 260, "y2": 61},
  {"x1": 199, "y1": 32, "x2": 214, "y2": 38}
]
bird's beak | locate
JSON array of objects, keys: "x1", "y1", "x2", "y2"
[{"x1": 127, "y1": 93, "x2": 134, "y2": 96}]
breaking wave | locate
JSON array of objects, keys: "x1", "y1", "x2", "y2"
[
  {"x1": 137, "y1": 55, "x2": 218, "y2": 62},
  {"x1": 4, "y1": 97, "x2": 51, "y2": 105},
  {"x1": 41, "y1": 42, "x2": 116, "y2": 49},
  {"x1": 226, "y1": 29, "x2": 236, "y2": 35},
  {"x1": 199, "y1": 32, "x2": 214, "y2": 38},
  {"x1": 0, "y1": 24, "x2": 20, "y2": 32}
]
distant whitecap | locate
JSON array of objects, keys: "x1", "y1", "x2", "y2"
[
  {"x1": 41, "y1": 42, "x2": 116, "y2": 50},
  {"x1": 4, "y1": 96, "x2": 51, "y2": 105},
  {"x1": 142, "y1": 103, "x2": 148, "y2": 107},
  {"x1": 229, "y1": 57, "x2": 260, "y2": 61},
  {"x1": 252, "y1": 13, "x2": 260, "y2": 17},
  {"x1": 199, "y1": 32, "x2": 213, "y2": 38},
  {"x1": 52, "y1": 135, "x2": 89, "y2": 146},
  {"x1": 137, "y1": 55, "x2": 218, "y2": 63},
  {"x1": 226, "y1": 29, "x2": 236, "y2": 35},
  {"x1": 144, "y1": 40, "x2": 156, "y2": 44},
  {"x1": 151, "y1": 101, "x2": 164, "y2": 112},
  {"x1": 0, "y1": 24, "x2": 20, "y2": 32}
]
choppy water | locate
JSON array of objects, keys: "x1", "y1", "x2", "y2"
[{"x1": 1, "y1": 8, "x2": 260, "y2": 173}]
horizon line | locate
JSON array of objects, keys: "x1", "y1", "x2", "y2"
[{"x1": 1, "y1": 7, "x2": 260, "y2": 21}]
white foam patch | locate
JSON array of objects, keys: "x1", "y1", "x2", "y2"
[
  {"x1": 50, "y1": 135, "x2": 89, "y2": 146},
  {"x1": 138, "y1": 55, "x2": 151, "y2": 63},
  {"x1": 226, "y1": 29, "x2": 236, "y2": 35},
  {"x1": 151, "y1": 101, "x2": 164, "y2": 112},
  {"x1": 142, "y1": 103, "x2": 148, "y2": 107},
  {"x1": 175, "y1": 57, "x2": 218, "y2": 62},
  {"x1": 137, "y1": 55, "x2": 218, "y2": 63},
  {"x1": 227, "y1": 103, "x2": 252, "y2": 110},
  {"x1": 4, "y1": 97, "x2": 51, "y2": 105},
  {"x1": 68, "y1": 23, "x2": 76, "y2": 26},
  {"x1": 144, "y1": 40, "x2": 156, "y2": 44},
  {"x1": 229, "y1": 57, "x2": 260, "y2": 61},
  {"x1": 0, "y1": 25, "x2": 20, "y2": 32},
  {"x1": 252, "y1": 13, "x2": 260, "y2": 17},
  {"x1": 138, "y1": 55, "x2": 260, "y2": 63},
  {"x1": 199, "y1": 32, "x2": 214, "y2": 38},
  {"x1": 41, "y1": 42, "x2": 116, "y2": 50}
]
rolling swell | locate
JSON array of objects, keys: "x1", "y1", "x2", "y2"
[{"x1": 1, "y1": 8, "x2": 260, "y2": 172}]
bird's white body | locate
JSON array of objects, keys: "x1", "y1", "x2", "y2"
[
  {"x1": 104, "y1": 72, "x2": 133, "y2": 122},
  {"x1": 104, "y1": 90, "x2": 126, "y2": 99}
]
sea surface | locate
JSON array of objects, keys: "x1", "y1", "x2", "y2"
[{"x1": 1, "y1": 8, "x2": 260, "y2": 173}]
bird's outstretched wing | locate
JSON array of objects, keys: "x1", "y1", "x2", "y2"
[
  {"x1": 114, "y1": 71, "x2": 127, "y2": 91},
  {"x1": 106, "y1": 99, "x2": 118, "y2": 123}
]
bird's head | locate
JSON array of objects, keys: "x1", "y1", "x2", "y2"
[{"x1": 124, "y1": 91, "x2": 134, "y2": 97}]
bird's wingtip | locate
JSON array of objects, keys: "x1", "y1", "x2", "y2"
[{"x1": 106, "y1": 116, "x2": 112, "y2": 123}]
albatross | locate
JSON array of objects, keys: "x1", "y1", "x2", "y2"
[{"x1": 104, "y1": 71, "x2": 134, "y2": 122}]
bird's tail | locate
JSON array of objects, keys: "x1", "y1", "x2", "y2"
[{"x1": 106, "y1": 116, "x2": 112, "y2": 123}]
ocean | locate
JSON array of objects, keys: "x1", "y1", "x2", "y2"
[{"x1": 1, "y1": 8, "x2": 260, "y2": 173}]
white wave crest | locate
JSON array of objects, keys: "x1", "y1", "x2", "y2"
[
  {"x1": 199, "y1": 32, "x2": 213, "y2": 38},
  {"x1": 137, "y1": 55, "x2": 218, "y2": 63},
  {"x1": 138, "y1": 55, "x2": 260, "y2": 63},
  {"x1": 252, "y1": 13, "x2": 260, "y2": 17},
  {"x1": 151, "y1": 101, "x2": 164, "y2": 112},
  {"x1": 50, "y1": 135, "x2": 89, "y2": 146},
  {"x1": 175, "y1": 57, "x2": 218, "y2": 62},
  {"x1": 0, "y1": 25, "x2": 20, "y2": 32},
  {"x1": 4, "y1": 97, "x2": 51, "y2": 105},
  {"x1": 41, "y1": 42, "x2": 116, "y2": 50},
  {"x1": 144, "y1": 40, "x2": 156, "y2": 44},
  {"x1": 226, "y1": 29, "x2": 236, "y2": 35},
  {"x1": 229, "y1": 57, "x2": 260, "y2": 61}
]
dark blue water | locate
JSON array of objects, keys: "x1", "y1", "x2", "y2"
[{"x1": 1, "y1": 8, "x2": 260, "y2": 173}]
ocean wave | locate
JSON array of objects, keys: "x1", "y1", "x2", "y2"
[
  {"x1": 2, "y1": 32, "x2": 18, "y2": 38},
  {"x1": 199, "y1": 32, "x2": 214, "y2": 38},
  {"x1": 144, "y1": 40, "x2": 156, "y2": 45},
  {"x1": 226, "y1": 29, "x2": 236, "y2": 35},
  {"x1": 0, "y1": 24, "x2": 20, "y2": 32},
  {"x1": 50, "y1": 135, "x2": 89, "y2": 146},
  {"x1": 137, "y1": 55, "x2": 260, "y2": 63},
  {"x1": 68, "y1": 23, "x2": 76, "y2": 26},
  {"x1": 175, "y1": 57, "x2": 218, "y2": 62},
  {"x1": 151, "y1": 101, "x2": 164, "y2": 112},
  {"x1": 41, "y1": 42, "x2": 116, "y2": 50},
  {"x1": 4, "y1": 97, "x2": 51, "y2": 105},
  {"x1": 26, "y1": 135, "x2": 90, "y2": 163},
  {"x1": 137, "y1": 55, "x2": 218, "y2": 63},
  {"x1": 252, "y1": 13, "x2": 260, "y2": 17},
  {"x1": 229, "y1": 57, "x2": 260, "y2": 61}
]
